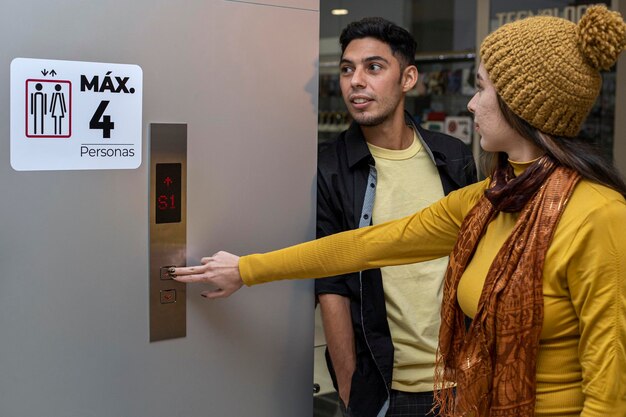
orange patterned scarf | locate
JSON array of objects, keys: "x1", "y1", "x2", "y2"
[{"x1": 434, "y1": 158, "x2": 580, "y2": 417}]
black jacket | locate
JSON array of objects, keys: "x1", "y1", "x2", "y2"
[{"x1": 315, "y1": 113, "x2": 477, "y2": 417}]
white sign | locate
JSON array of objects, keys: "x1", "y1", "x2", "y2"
[
  {"x1": 10, "y1": 58, "x2": 143, "y2": 171},
  {"x1": 444, "y1": 116, "x2": 473, "y2": 145}
]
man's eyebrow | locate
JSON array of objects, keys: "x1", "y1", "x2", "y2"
[
  {"x1": 339, "y1": 55, "x2": 390, "y2": 66},
  {"x1": 363, "y1": 55, "x2": 390, "y2": 64},
  {"x1": 340, "y1": 57, "x2": 354, "y2": 66}
]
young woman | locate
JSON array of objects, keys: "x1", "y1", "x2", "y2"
[{"x1": 173, "y1": 6, "x2": 626, "y2": 416}]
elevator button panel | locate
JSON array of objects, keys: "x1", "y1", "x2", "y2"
[{"x1": 149, "y1": 123, "x2": 187, "y2": 342}]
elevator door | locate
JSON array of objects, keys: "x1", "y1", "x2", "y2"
[{"x1": 0, "y1": 1, "x2": 319, "y2": 416}]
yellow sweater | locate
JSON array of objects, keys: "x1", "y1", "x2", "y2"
[{"x1": 239, "y1": 166, "x2": 626, "y2": 417}]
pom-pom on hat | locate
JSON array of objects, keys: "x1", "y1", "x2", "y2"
[{"x1": 480, "y1": 5, "x2": 626, "y2": 137}]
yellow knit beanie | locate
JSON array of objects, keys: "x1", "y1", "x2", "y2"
[{"x1": 481, "y1": 5, "x2": 626, "y2": 137}]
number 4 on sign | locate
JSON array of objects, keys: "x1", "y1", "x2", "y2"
[{"x1": 90, "y1": 100, "x2": 115, "y2": 138}]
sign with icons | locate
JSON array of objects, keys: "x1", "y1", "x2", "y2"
[{"x1": 10, "y1": 57, "x2": 143, "y2": 171}]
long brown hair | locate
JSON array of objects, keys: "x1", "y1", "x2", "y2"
[{"x1": 481, "y1": 95, "x2": 626, "y2": 198}]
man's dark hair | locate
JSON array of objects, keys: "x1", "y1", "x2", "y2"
[{"x1": 339, "y1": 17, "x2": 417, "y2": 69}]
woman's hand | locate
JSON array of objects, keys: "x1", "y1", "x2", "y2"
[{"x1": 172, "y1": 251, "x2": 243, "y2": 299}]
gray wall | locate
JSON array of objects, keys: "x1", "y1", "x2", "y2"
[{"x1": 0, "y1": 1, "x2": 319, "y2": 416}]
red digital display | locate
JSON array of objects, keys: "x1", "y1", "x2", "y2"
[{"x1": 155, "y1": 163, "x2": 181, "y2": 224}]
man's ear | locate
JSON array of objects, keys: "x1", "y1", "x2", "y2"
[{"x1": 402, "y1": 65, "x2": 418, "y2": 93}]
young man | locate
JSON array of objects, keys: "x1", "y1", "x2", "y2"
[{"x1": 316, "y1": 18, "x2": 476, "y2": 417}]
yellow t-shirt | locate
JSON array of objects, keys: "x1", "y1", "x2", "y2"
[
  {"x1": 240, "y1": 163, "x2": 626, "y2": 417},
  {"x1": 367, "y1": 134, "x2": 446, "y2": 392}
]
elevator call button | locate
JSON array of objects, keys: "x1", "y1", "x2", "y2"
[
  {"x1": 160, "y1": 289, "x2": 177, "y2": 304},
  {"x1": 160, "y1": 266, "x2": 175, "y2": 280}
]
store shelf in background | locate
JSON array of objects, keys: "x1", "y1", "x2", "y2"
[
  {"x1": 318, "y1": 111, "x2": 351, "y2": 133},
  {"x1": 422, "y1": 115, "x2": 473, "y2": 145}
]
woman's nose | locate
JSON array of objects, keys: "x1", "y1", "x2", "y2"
[{"x1": 467, "y1": 94, "x2": 476, "y2": 113}]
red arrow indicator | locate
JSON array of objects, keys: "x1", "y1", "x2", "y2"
[{"x1": 164, "y1": 177, "x2": 173, "y2": 187}]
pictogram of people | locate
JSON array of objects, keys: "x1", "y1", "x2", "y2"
[
  {"x1": 30, "y1": 83, "x2": 47, "y2": 135},
  {"x1": 50, "y1": 84, "x2": 67, "y2": 135},
  {"x1": 27, "y1": 80, "x2": 69, "y2": 137}
]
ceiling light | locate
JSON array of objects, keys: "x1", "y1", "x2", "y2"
[{"x1": 331, "y1": 9, "x2": 349, "y2": 16}]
